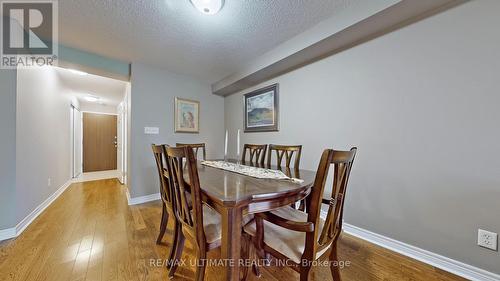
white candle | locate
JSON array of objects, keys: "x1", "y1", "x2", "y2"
[
  {"x1": 224, "y1": 130, "x2": 228, "y2": 159},
  {"x1": 237, "y1": 129, "x2": 240, "y2": 158}
]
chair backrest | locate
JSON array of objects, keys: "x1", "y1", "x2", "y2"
[
  {"x1": 242, "y1": 144, "x2": 267, "y2": 166},
  {"x1": 176, "y1": 143, "x2": 206, "y2": 160},
  {"x1": 151, "y1": 144, "x2": 173, "y2": 206},
  {"x1": 303, "y1": 148, "x2": 357, "y2": 260},
  {"x1": 267, "y1": 144, "x2": 302, "y2": 169},
  {"x1": 166, "y1": 146, "x2": 206, "y2": 244}
]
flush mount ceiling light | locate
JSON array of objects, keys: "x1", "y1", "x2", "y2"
[
  {"x1": 84, "y1": 95, "x2": 100, "y2": 102},
  {"x1": 68, "y1": 69, "x2": 88, "y2": 76},
  {"x1": 190, "y1": 0, "x2": 224, "y2": 15}
]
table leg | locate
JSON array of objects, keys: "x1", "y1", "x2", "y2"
[{"x1": 221, "y1": 206, "x2": 243, "y2": 281}]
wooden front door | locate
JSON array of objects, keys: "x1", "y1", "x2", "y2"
[{"x1": 83, "y1": 113, "x2": 117, "y2": 172}]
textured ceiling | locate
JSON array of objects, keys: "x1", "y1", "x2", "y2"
[
  {"x1": 58, "y1": 0, "x2": 357, "y2": 82},
  {"x1": 55, "y1": 67, "x2": 128, "y2": 106}
]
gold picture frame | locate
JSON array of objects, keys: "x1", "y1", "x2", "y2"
[{"x1": 174, "y1": 97, "x2": 200, "y2": 133}]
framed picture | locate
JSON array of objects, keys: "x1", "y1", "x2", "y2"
[
  {"x1": 174, "y1": 97, "x2": 200, "y2": 133},
  {"x1": 244, "y1": 84, "x2": 279, "y2": 132}
]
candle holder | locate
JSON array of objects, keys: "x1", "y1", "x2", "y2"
[
  {"x1": 224, "y1": 129, "x2": 228, "y2": 163},
  {"x1": 236, "y1": 129, "x2": 241, "y2": 165}
]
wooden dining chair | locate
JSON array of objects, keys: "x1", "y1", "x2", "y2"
[
  {"x1": 165, "y1": 145, "x2": 222, "y2": 280},
  {"x1": 243, "y1": 148, "x2": 357, "y2": 281},
  {"x1": 241, "y1": 144, "x2": 267, "y2": 166},
  {"x1": 267, "y1": 144, "x2": 303, "y2": 209},
  {"x1": 176, "y1": 143, "x2": 206, "y2": 160},
  {"x1": 151, "y1": 144, "x2": 179, "y2": 271},
  {"x1": 267, "y1": 144, "x2": 302, "y2": 169}
]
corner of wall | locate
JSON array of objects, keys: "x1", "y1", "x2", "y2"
[{"x1": 0, "y1": 68, "x2": 17, "y2": 229}]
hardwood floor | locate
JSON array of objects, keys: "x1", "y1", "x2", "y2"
[{"x1": 0, "y1": 179, "x2": 466, "y2": 281}]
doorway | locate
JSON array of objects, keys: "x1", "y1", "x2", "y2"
[
  {"x1": 71, "y1": 105, "x2": 83, "y2": 178},
  {"x1": 82, "y1": 112, "x2": 118, "y2": 172},
  {"x1": 57, "y1": 66, "x2": 129, "y2": 182}
]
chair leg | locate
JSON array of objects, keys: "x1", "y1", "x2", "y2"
[
  {"x1": 252, "y1": 262, "x2": 261, "y2": 278},
  {"x1": 299, "y1": 265, "x2": 312, "y2": 281},
  {"x1": 329, "y1": 243, "x2": 341, "y2": 281},
  {"x1": 253, "y1": 217, "x2": 268, "y2": 263},
  {"x1": 253, "y1": 238, "x2": 270, "y2": 266},
  {"x1": 168, "y1": 231, "x2": 185, "y2": 279},
  {"x1": 194, "y1": 248, "x2": 207, "y2": 281},
  {"x1": 166, "y1": 221, "x2": 179, "y2": 270},
  {"x1": 250, "y1": 238, "x2": 261, "y2": 278},
  {"x1": 156, "y1": 204, "x2": 169, "y2": 244},
  {"x1": 240, "y1": 233, "x2": 251, "y2": 281}
]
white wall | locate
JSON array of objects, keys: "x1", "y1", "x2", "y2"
[
  {"x1": 129, "y1": 63, "x2": 225, "y2": 198},
  {"x1": 16, "y1": 67, "x2": 73, "y2": 223},
  {"x1": 224, "y1": 0, "x2": 500, "y2": 274},
  {"x1": 79, "y1": 101, "x2": 118, "y2": 114},
  {"x1": 72, "y1": 106, "x2": 82, "y2": 177},
  {"x1": 0, "y1": 69, "x2": 17, "y2": 229}
]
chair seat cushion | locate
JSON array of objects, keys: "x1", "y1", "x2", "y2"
[
  {"x1": 244, "y1": 206, "x2": 330, "y2": 264},
  {"x1": 199, "y1": 205, "x2": 254, "y2": 244}
]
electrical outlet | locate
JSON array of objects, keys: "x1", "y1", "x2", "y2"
[
  {"x1": 478, "y1": 229, "x2": 498, "y2": 251},
  {"x1": 47, "y1": 178, "x2": 51, "y2": 187}
]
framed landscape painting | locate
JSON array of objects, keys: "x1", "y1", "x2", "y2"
[
  {"x1": 244, "y1": 84, "x2": 279, "y2": 132},
  {"x1": 174, "y1": 97, "x2": 200, "y2": 133}
]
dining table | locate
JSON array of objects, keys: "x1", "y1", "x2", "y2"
[{"x1": 183, "y1": 159, "x2": 317, "y2": 281}]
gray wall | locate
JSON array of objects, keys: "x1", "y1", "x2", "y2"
[
  {"x1": 16, "y1": 67, "x2": 73, "y2": 223},
  {"x1": 129, "y1": 63, "x2": 225, "y2": 198},
  {"x1": 224, "y1": 0, "x2": 500, "y2": 274},
  {"x1": 0, "y1": 69, "x2": 17, "y2": 229}
]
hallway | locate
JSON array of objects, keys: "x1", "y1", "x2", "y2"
[{"x1": 0, "y1": 180, "x2": 465, "y2": 281}]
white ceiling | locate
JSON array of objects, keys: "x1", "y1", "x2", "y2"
[
  {"x1": 55, "y1": 67, "x2": 128, "y2": 107},
  {"x1": 58, "y1": 0, "x2": 366, "y2": 82}
]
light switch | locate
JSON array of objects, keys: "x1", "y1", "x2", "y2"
[{"x1": 144, "y1": 127, "x2": 159, "y2": 135}]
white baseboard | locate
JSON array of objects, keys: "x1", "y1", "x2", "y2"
[
  {"x1": 343, "y1": 223, "x2": 500, "y2": 281},
  {"x1": 126, "y1": 190, "x2": 160, "y2": 206},
  {"x1": 0, "y1": 227, "x2": 16, "y2": 241},
  {"x1": 0, "y1": 179, "x2": 73, "y2": 242}
]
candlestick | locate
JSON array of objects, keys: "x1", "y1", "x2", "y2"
[
  {"x1": 224, "y1": 130, "x2": 228, "y2": 161},
  {"x1": 237, "y1": 129, "x2": 240, "y2": 161}
]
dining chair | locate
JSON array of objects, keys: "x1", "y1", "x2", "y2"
[
  {"x1": 241, "y1": 144, "x2": 267, "y2": 166},
  {"x1": 243, "y1": 147, "x2": 357, "y2": 281},
  {"x1": 151, "y1": 144, "x2": 179, "y2": 271},
  {"x1": 267, "y1": 144, "x2": 303, "y2": 209},
  {"x1": 267, "y1": 144, "x2": 302, "y2": 169},
  {"x1": 166, "y1": 145, "x2": 222, "y2": 280},
  {"x1": 176, "y1": 143, "x2": 206, "y2": 160}
]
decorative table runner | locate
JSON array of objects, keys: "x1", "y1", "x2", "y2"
[{"x1": 201, "y1": 161, "x2": 304, "y2": 183}]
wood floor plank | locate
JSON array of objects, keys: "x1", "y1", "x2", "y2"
[{"x1": 0, "y1": 179, "x2": 469, "y2": 281}]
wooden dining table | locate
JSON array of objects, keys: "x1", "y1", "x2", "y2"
[{"x1": 184, "y1": 159, "x2": 316, "y2": 281}]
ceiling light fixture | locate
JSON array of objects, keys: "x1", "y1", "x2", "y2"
[
  {"x1": 68, "y1": 69, "x2": 88, "y2": 76},
  {"x1": 190, "y1": 0, "x2": 224, "y2": 15},
  {"x1": 84, "y1": 95, "x2": 100, "y2": 102}
]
